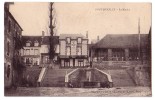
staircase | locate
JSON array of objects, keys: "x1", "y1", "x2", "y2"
[
  {"x1": 41, "y1": 68, "x2": 73, "y2": 87},
  {"x1": 107, "y1": 69, "x2": 136, "y2": 87}
]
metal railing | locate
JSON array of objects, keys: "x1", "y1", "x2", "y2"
[{"x1": 37, "y1": 67, "x2": 47, "y2": 86}]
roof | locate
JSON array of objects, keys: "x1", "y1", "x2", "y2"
[
  {"x1": 59, "y1": 34, "x2": 87, "y2": 39},
  {"x1": 93, "y1": 34, "x2": 149, "y2": 49},
  {"x1": 5, "y1": 8, "x2": 23, "y2": 31},
  {"x1": 42, "y1": 36, "x2": 50, "y2": 45},
  {"x1": 22, "y1": 36, "x2": 42, "y2": 47},
  {"x1": 22, "y1": 36, "x2": 59, "y2": 47}
]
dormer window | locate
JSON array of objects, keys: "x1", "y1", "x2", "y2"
[
  {"x1": 66, "y1": 37, "x2": 70, "y2": 44},
  {"x1": 77, "y1": 37, "x2": 82, "y2": 44},
  {"x1": 26, "y1": 41, "x2": 31, "y2": 46},
  {"x1": 34, "y1": 40, "x2": 39, "y2": 46}
]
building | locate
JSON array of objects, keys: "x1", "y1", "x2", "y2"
[
  {"x1": 59, "y1": 34, "x2": 89, "y2": 67},
  {"x1": 21, "y1": 32, "x2": 59, "y2": 67},
  {"x1": 91, "y1": 34, "x2": 150, "y2": 66},
  {"x1": 21, "y1": 36, "x2": 42, "y2": 66},
  {"x1": 4, "y1": 3, "x2": 23, "y2": 88}
]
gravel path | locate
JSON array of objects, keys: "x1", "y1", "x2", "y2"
[{"x1": 5, "y1": 86, "x2": 151, "y2": 97}]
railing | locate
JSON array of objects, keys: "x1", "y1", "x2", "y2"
[
  {"x1": 65, "y1": 68, "x2": 79, "y2": 83},
  {"x1": 65, "y1": 68, "x2": 113, "y2": 88},
  {"x1": 37, "y1": 67, "x2": 47, "y2": 86},
  {"x1": 65, "y1": 68, "x2": 80, "y2": 87},
  {"x1": 94, "y1": 68, "x2": 112, "y2": 83}
]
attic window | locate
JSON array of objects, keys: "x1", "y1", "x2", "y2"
[
  {"x1": 66, "y1": 37, "x2": 70, "y2": 44},
  {"x1": 34, "y1": 40, "x2": 39, "y2": 46},
  {"x1": 26, "y1": 41, "x2": 31, "y2": 46},
  {"x1": 77, "y1": 37, "x2": 82, "y2": 43}
]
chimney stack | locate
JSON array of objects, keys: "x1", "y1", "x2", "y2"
[
  {"x1": 97, "y1": 36, "x2": 99, "y2": 41},
  {"x1": 86, "y1": 31, "x2": 88, "y2": 38},
  {"x1": 42, "y1": 31, "x2": 45, "y2": 37}
]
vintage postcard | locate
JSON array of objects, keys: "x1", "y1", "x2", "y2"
[{"x1": 4, "y1": 2, "x2": 151, "y2": 96}]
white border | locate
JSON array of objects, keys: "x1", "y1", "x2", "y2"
[{"x1": 0, "y1": 0, "x2": 154, "y2": 100}]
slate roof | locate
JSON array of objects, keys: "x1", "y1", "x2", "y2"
[
  {"x1": 93, "y1": 34, "x2": 149, "y2": 49},
  {"x1": 59, "y1": 34, "x2": 87, "y2": 39},
  {"x1": 22, "y1": 36, "x2": 59, "y2": 47},
  {"x1": 6, "y1": 9, "x2": 23, "y2": 31},
  {"x1": 22, "y1": 36, "x2": 42, "y2": 47}
]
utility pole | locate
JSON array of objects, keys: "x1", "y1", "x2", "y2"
[
  {"x1": 138, "y1": 18, "x2": 141, "y2": 61},
  {"x1": 138, "y1": 18, "x2": 143, "y2": 64}
]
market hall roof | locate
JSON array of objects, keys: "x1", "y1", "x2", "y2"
[{"x1": 92, "y1": 34, "x2": 149, "y2": 49}]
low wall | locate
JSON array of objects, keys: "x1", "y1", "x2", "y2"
[
  {"x1": 23, "y1": 66, "x2": 41, "y2": 87},
  {"x1": 126, "y1": 65, "x2": 151, "y2": 86},
  {"x1": 93, "y1": 61, "x2": 142, "y2": 69}
]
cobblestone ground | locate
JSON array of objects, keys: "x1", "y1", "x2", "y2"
[{"x1": 5, "y1": 86, "x2": 151, "y2": 97}]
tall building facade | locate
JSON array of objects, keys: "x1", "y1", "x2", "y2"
[
  {"x1": 59, "y1": 34, "x2": 88, "y2": 67},
  {"x1": 4, "y1": 3, "x2": 23, "y2": 88},
  {"x1": 21, "y1": 36, "x2": 42, "y2": 66}
]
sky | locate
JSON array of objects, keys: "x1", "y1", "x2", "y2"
[{"x1": 10, "y1": 2, "x2": 151, "y2": 42}]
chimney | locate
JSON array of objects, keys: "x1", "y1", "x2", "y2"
[
  {"x1": 86, "y1": 31, "x2": 88, "y2": 38},
  {"x1": 5, "y1": 2, "x2": 14, "y2": 10},
  {"x1": 97, "y1": 36, "x2": 99, "y2": 41},
  {"x1": 42, "y1": 31, "x2": 45, "y2": 37},
  {"x1": 41, "y1": 31, "x2": 45, "y2": 45}
]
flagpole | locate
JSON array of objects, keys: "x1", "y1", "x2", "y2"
[{"x1": 138, "y1": 18, "x2": 140, "y2": 60}]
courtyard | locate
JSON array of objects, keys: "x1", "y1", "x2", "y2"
[{"x1": 5, "y1": 86, "x2": 151, "y2": 97}]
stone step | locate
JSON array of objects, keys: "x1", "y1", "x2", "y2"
[
  {"x1": 108, "y1": 69, "x2": 136, "y2": 87},
  {"x1": 41, "y1": 69, "x2": 73, "y2": 87}
]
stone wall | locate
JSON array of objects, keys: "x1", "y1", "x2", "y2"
[
  {"x1": 93, "y1": 61, "x2": 142, "y2": 69},
  {"x1": 126, "y1": 66, "x2": 151, "y2": 86}
]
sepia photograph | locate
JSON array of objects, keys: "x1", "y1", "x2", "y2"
[{"x1": 4, "y1": 2, "x2": 151, "y2": 97}]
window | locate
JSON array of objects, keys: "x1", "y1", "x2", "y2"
[
  {"x1": 8, "y1": 20, "x2": 11, "y2": 32},
  {"x1": 24, "y1": 49, "x2": 26, "y2": 55},
  {"x1": 34, "y1": 41, "x2": 39, "y2": 46},
  {"x1": 26, "y1": 58, "x2": 32, "y2": 64},
  {"x1": 7, "y1": 65, "x2": 11, "y2": 78},
  {"x1": 14, "y1": 23, "x2": 16, "y2": 29},
  {"x1": 64, "y1": 59, "x2": 70, "y2": 67},
  {"x1": 112, "y1": 49, "x2": 125, "y2": 61},
  {"x1": 77, "y1": 37, "x2": 82, "y2": 43},
  {"x1": 66, "y1": 47, "x2": 70, "y2": 56},
  {"x1": 26, "y1": 49, "x2": 30, "y2": 55},
  {"x1": 26, "y1": 41, "x2": 31, "y2": 46},
  {"x1": 34, "y1": 49, "x2": 39, "y2": 55},
  {"x1": 17, "y1": 51, "x2": 20, "y2": 56},
  {"x1": 77, "y1": 47, "x2": 82, "y2": 55},
  {"x1": 66, "y1": 37, "x2": 70, "y2": 44},
  {"x1": 33, "y1": 58, "x2": 39, "y2": 65},
  {"x1": 7, "y1": 41, "x2": 10, "y2": 56},
  {"x1": 78, "y1": 59, "x2": 84, "y2": 67},
  {"x1": 26, "y1": 58, "x2": 29, "y2": 64},
  {"x1": 42, "y1": 56, "x2": 49, "y2": 64},
  {"x1": 15, "y1": 31, "x2": 17, "y2": 38},
  {"x1": 129, "y1": 49, "x2": 138, "y2": 61}
]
